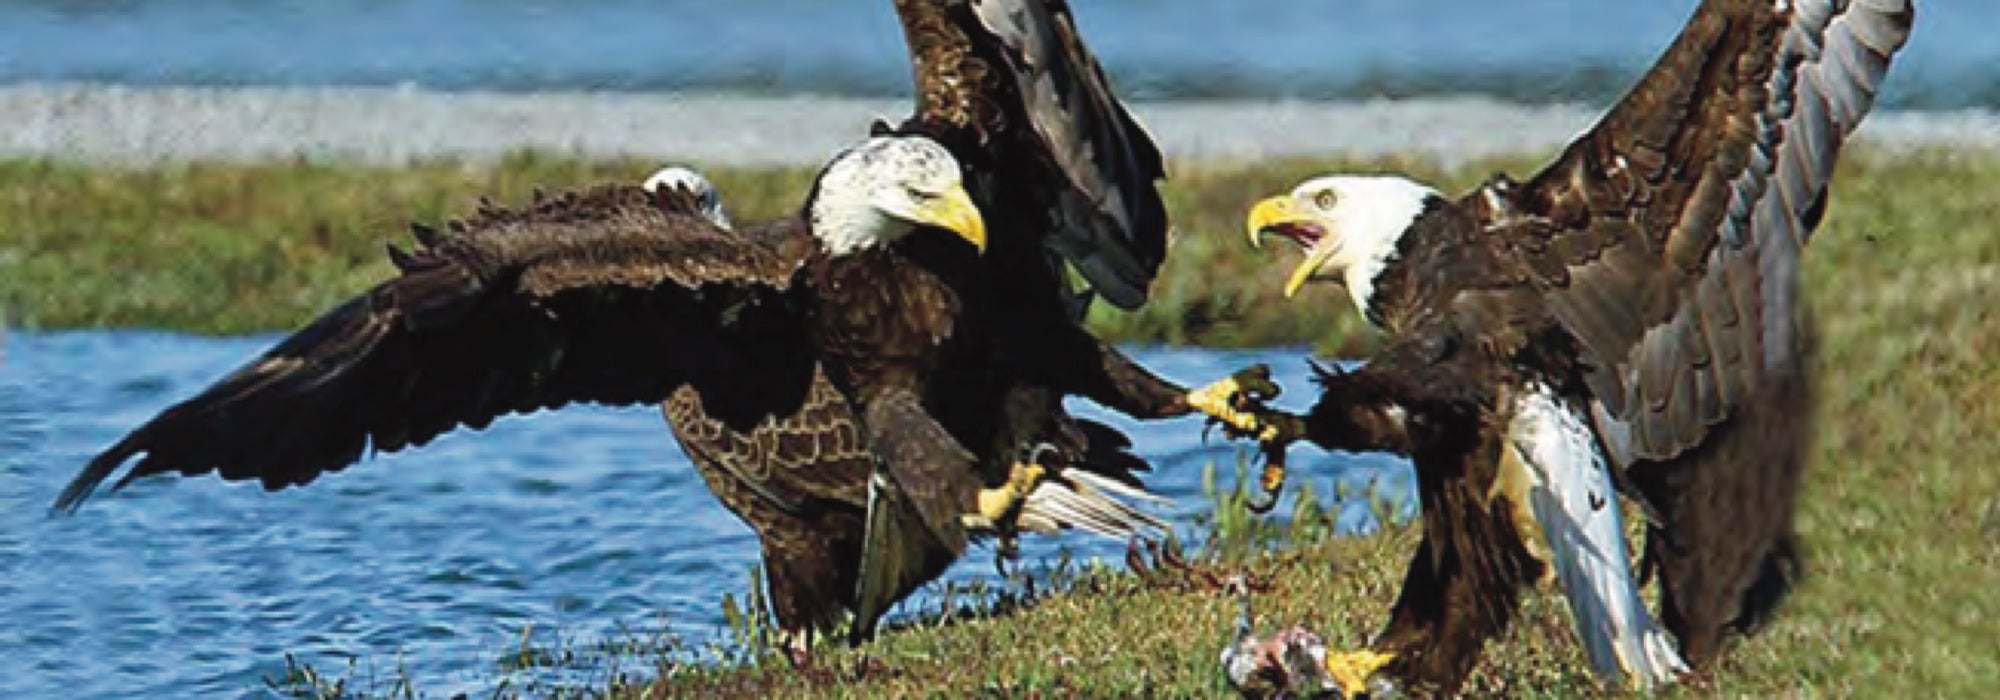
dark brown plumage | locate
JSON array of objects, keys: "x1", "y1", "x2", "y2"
[
  {"x1": 665, "y1": 362, "x2": 876, "y2": 639},
  {"x1": 51, "y1": 136, "x2": 1120, "y2": 653},
  {"x1": 654, "y1": 203, "x2": 883, "y2": 646},
  {"x1": 56, "y1": 184, "x2": 812, "y2": 506},
  {"x1": 881, "y1": 0, "x2": 1191, "y2": 452},
  {"x1": 890, "y1": 0, "x2": 1170, "y2": 311},
  {"x1": 53, "y1": 0, "x2": 1193, "y2": 661},
  {"x1": 846, "y1": 0, "x2": 1195, "y2": 639},
  {"x1": 661, "y1": 0, "x2": 1198, "y2": 649},
  {"x1": 1213, "y1": 0, "x2": 1913, "y2": 693}
]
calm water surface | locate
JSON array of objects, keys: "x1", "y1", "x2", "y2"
[
  {"x1": 0, "y1": 0, "x2": 1984, "y2": 108},
  {"x1": 0, "y1": 330, "x2": 1412, "y2": 698}
]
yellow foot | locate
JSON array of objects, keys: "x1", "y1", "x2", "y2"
[
  {"x1": 1189, "y1": 365, "x2": 1304, "y2": 513},
  {"x1": 1187, "y1": 365, "x2": 1288, "y2": 442},
  {"x1": 1324, "y1": 649, "x2": 1397, "y2": 697},
  {"x1": 977, "y1": 461, "x2": 1044, "y2": 522},
  {"x1": 963, "y1": 460, "x2": 1045, "y2": 535}
]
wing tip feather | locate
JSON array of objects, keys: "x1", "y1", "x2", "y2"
[{"x1": 50, "y1": 440, "x2": 143, "y2": 516}]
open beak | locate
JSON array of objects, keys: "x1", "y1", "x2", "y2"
[
  {"x1": 915, "y1": 183, "x2": 988, "y2": 254},
  {"x1": 1245, "y1": 196, "x2": 1293, "y2": 251},
  {"x1": 1245, "y1": 195, "x2": 1337, "y2": 299},
  {"x1": 1283, "y1": 240, "x2": 1341, "y2": 299}
]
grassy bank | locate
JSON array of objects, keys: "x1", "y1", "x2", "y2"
[
  {"x1": 625, "y1": 147, "x2": 2000, "y2": 698},
  {"x1": 0, "y1": 150, "x2": 1522, "y2": 350},
  {"x1": 17, "y1": 149, "x2": 2000, "y2": 697}
]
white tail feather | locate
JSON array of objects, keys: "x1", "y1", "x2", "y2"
[
  {"x1": 1510, "y1": 385, "x2": 1688, "y2": 691},
  {"x1": 1020, "y1": 468, "x2": 1168, "y2": 539},
  {"x1": 1065, "y1": 469, "x2": 1171, "y2": 504}
]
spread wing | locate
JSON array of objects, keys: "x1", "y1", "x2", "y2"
[
  {"x1": 892, "y1": 0, "x2": 1170, "y2": 309},
  {"x1": 55, "y1": 184, "x2": 816, "y2": 512},
  {"x1": 1487, "y1": 0, "x2": 1913, "y2": 459}
]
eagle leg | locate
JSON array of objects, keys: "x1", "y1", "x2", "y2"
[
  {"x1": 1188, "y1": 365, "x2": 1309, "y2": 513},
  {"x1": 962, "y1": 458, "x2": 1046, "y2": 547},
  {"x1": 1241, "y1": 442, "x2": 1290, "y2": 515},
  {"x1": 1186, "y1": 364, "x2": 1293, "y2": 443}
]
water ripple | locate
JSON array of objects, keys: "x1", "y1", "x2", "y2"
[
  {"x1": 0, "y1": 331, "x2": 1415, "y2": 696},
  {"x1": 0, "y1": 1, "x2": 1984, "y2": 108}
]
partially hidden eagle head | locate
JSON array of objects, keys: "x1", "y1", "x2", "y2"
[
  {"x1": 809, "y1": 135, "x2": 987, "y2": 257},
  {"x1": 1245, "y1": 174, "x2": 1441, "y2": 318},
  {"x1": 642, "y1": 165, "x2": 731, "y2": 230}
]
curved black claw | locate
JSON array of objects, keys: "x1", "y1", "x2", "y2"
[
  {"x1": 1243, "y1": 482, "x2": 1281, "y2": 515},
  {"x1": 1201, "y1": 413, "x2": 1242, "y2": 445},
  {"x1": 1243, "y1": 443, "x2": 1289, "y2": 514},
  {"x1": 1189, "y1": 363, "x2": 1291, "y2": 444}
]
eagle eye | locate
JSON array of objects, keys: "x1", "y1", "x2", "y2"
[{"x1": 1313, "y1": 189, "x2": 1339, "y2": 210}]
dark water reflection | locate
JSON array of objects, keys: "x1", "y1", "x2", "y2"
[{"x1": 0, "y1": 330, "x2": 1412, "y2": 697}]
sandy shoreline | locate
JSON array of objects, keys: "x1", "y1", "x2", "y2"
[{"x1": 5, "y1": 83, "x2": 1997, "y2": 168}]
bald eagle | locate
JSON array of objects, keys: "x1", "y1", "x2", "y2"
[
  {"x1": 51, "y1": 133, "x2": 1171, "y2": 652},
  {"x1": 1197, "y1": 0, "x2": 1914, "y2": 693},
  {"x1": 847, "y1": 0, "x2": 1207, "y2": 642},
  {"x1": 638, "y1": 162, "x2": 1165, "y2": 656},
  {"x1": 58, "y1": 0, "x2": 1203, "y2": 655},
  {"x1": 641, "y1": 165, "x2": 730, "y2": 230},
  {"x1": 50, "y1": 136, "x2": 991, "y2": 512},
  {"x1": 641, "y1": 0, "x2": 1204, "y2": 650}
]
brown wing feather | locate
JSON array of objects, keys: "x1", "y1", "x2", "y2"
[
  {"x1": 1489, "y1": 0, "x2": 1913, "y2": 459},
  {"x1": 893, "y1": 0, "x2": 1169, "y2": 309},
  {"x1": 55, "y1": 184, "x2": 812, "y2": 512},
  {"x1": 666, "y1": 367, "x2": 875, "y2": 634},
  {"x1": 851, "y1": 387, "x2": 980, "y2": 642},
  {"x1": 665, "y1": 365, "x2": 873, "y2": 514}
]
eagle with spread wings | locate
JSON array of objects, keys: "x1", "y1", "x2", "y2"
[
  {"x1": 1196, "y1": 0, "x2": 1915, "y2": 693},
  {"x1": 56, "y1": 0, "x2": 1208, "y2": 661}
]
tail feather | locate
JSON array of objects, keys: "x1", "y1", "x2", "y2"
[
  {"x1": 1511, "y1": 385, "x2": 1688, "y2": 690},
  {"x1": 1022, "y1": 475, "x2": 1166, "y2": 539},
  {"x1": 1017, "y1": 420, "x2": 1167, "y2": 540},
  {"x1": 1065, "y1": 468, "x2": 1170, "y2": 506},
  {"x1": 853, "y1": 470, "x2": 959, "y2": 644}
]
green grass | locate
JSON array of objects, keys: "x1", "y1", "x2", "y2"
[
  {"x1": 0, "y1": 149, "x2": 1504, "y2": 349},
  {"x1": 0, "y1": 153, "x2": 822, "y2": 335},
  {"x1": 15, "y1": 149, "x2": 2000, "y2": 697},
  {"x1": 638, "y1": 148, "x2": 2000, "y2": 697}
]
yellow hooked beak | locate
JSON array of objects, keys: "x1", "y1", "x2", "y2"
[
  {"x1": 1245, "y1": 195, "x2": 1338, "y2": 299},
  {"x1": 913, "y1": 183, "x2": 988, "y2": 254},
  {"x1": 1244, "y1": 196, "x2": 1293, "y2": 251}
]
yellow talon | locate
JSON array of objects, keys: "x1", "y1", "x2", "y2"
[
  {"x1": 975, "y1": 461, "x2": 1045, "y2": 523},
  {"x1": 1188, "y1": 377, "x2": 1282, "y2": 442},
  {"x1": 1258, "y1": 459, "x2": 1288, "y2": 494},
  {"x1": 1324, "y1": 649, "x2": 1396, "y2": 696},
  {"x1": 970, "y1": 461, "x2": 1045, "y2": 558}
]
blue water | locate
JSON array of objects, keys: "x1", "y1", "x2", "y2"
[
  {"x1": 0, "y1": 330, "x2": 1413, "y2": 698},
  {"x1": 0, "y1": 0, "x2": 1986, "y2": 108}
]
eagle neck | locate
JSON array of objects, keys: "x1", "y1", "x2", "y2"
[{"x1": 1355, "y1": 194, "x2": 1449, "y2": 328}]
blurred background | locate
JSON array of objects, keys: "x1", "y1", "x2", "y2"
[{"x1": 0, "y1": 0, "x2": 1986, "y2": 106}]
